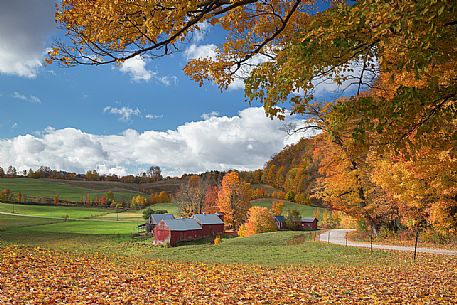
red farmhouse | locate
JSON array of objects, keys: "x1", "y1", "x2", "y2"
[
  {"x1": 193, "y1": 214, "x2": 224, "y2": 237},
  {"x1": 154, "y1": 218, "x2": 202, "y2": 246},
  {"x1": 300, "y1": 217, "x2": 318, "y2": 230}
]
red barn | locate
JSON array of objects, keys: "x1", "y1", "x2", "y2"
[
  {"x1": 146, "y1": 213, "x2": 175, "y2": 233},
  {"x1": 300, "y1": 217, "x2": 318, "y2": 230},
  {"x1": 193, "y1": 214, "x2": 224, "y2": 237},
  {"x1": 153, "y1": 218, "x2": 202, "y2": 246}
]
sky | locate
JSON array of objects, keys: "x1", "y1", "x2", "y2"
[{"x1": 0, "y1": 0, "x2": 352, "y2": 177}]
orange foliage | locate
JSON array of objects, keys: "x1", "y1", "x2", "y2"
[
  {"x1": 239, "y1": 206, "x2": 277, "y2": 237},
  {"x1": 203, "y1": 185, "x2": 219, "y2": 214},
  {"x1": 2, "y1": 246, "x2": 457, "y2": 304},
  {"x1": 271, "y1": 200, "x2": 284, "y2": 216},
  {"x1": 217, "y1": 172, "x2": 251, "y2": 230}
]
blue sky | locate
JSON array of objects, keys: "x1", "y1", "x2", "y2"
[{"x1": 0, "y1": 0, "x2": 354, "y2": 176}]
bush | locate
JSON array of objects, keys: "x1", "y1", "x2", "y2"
[
  {"x1": 239, "y1": 206, "x2": 277, "y2": 237},
  {"x1": 142, "y1": 207, "x2": 169, "y2": 220},
  {"x1": 285, "y1": 209, "x2": 301, "y2": 230}
]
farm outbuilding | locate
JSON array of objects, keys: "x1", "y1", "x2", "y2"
[
  {"x1": 273, "y1": 215, "x2": 286, "y2": 230},
  {"x1": 153, "y1": 218, "x2": 202, "y2": 246},
  {"x1": 146, "y1": 213, "x2": 175, "y2": 233},
  {"x1": 300, "y1": 217, "x2": 318, "y2": 230},
  {"x1": 193, "y1": 214, "x2": 224, "y2": 237}
]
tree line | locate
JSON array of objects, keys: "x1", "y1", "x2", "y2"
[{"x1": 0, "y1": 165, "x2": 163, "y2": 183}]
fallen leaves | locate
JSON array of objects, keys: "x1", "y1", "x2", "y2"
[{"x1": 0, "y1": 245, "x2": 456, "y2": 304}]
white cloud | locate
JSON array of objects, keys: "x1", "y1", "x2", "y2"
[
  {"x1": 104, "y1": 106, "x2": 141, "y2": 121},
  {"x1": 185, "y1": 44, "x2": 217, "y2": 60},
  {"x1": 145, "y1": 114, "x2": 163, "y2": 120},
  {"x1": 184, "y1": 44, "x2": 270, "y2": 90},
  {"x1": 311, "y1": 58, "x2": 379, "y2": 99},
  {"x1": 0, "y1": 0, "x2": 55, "y2": 78},
  {"x1": 12, "y1": 92, "x2": 42, "y2": 104},
  {"x1": 192, "y1": 22, "x2": 209, "y2": 42},
  {"x1": 119, "y1": 56, "x2": 152, "y2": 81},
  {"x1": 201, "y1": 111, "x2": 219, "y2": 120},
  {"x1": 119, "y1": 55, "x2": 177, "y2": 85},
  {"x1": 0, "y1": 107, "x2": 315, "y2": 176}
]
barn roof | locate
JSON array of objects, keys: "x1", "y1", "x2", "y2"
[
  {"x1": 149, "y1": 214, "x2": 175, "y2": 225},
  {"x1": 301, "y1": 217, "x2": 318, "y2": 223},
  {"x1": 274, "y1": 215, "x2": 286, "y2": 223},
  {"x1": 193, "y1": 214, "x2": 224, "y2": 225},
  {"x1": 162, "y1": 218, "x2": 202, "y2": 231}
]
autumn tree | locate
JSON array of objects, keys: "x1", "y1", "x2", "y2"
[
  {"x1": 203, "y1": 185, "x2": 219, "y2": 214},
  {"x1": 106, "y1": 191, "x2": 114, "y2": 205},
  {"x1": 147, "y1": 166, "x2": 162, "y2": 182},
  {"x1": 371, "y1": 150, "x2": 457, "y2": 235},
  {"x1": 217, "y1": 172, "x2": 251, "y2": 230},
  {"x1": 0, "y1": 189, "x2": 12, "y2": 202},
  {"x1": 175, "y1": 175, "x2": 209, "y2": 217},
  {"x1": 6, "y1": 166, "x2": 16, "y2": 177},
  {"x1": 238, "y1": 206, "x2": 277, "y2": 237},
  {"x1": 285, "y1": 209, "x2": 301, "y2": 231},
  {"x1": 131, "y1": 195, "x2": 148, "y2": 209},
  {"x1": 271, "y1": 200, "x2": 284, "y2": 216}
]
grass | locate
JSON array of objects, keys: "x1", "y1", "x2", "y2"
[
  {"x1": 0, "y1": 202, "x2": 109, "y2": 219},
  {"x1": 0, "y1": 207, "x2": 394, "y2": 267},
  {"x1": 0, "y1": 213, "x2": 63, "y2": 231},
  {"x1": 251, "y1": 198, "x2": 322, "y2": 217},
  {"x1": 9, "y1": 220, "x2": 139, "y2": 235},
  {"x1": 140, "y1": 231, "x2": 396, "y2": 266},
  {"x1": 0, "y1": 178, "x2": 140, "y2": 202},
  {"x1": 0, "y1": 198, "x2": 399, "y2": 268}
]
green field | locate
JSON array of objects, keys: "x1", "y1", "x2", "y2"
[
  {"x1": 0, "y1": 178, "x2": 142, "y2": 202},
  {"x1": 0, "y1": 201, "x2": 395, "y2": 267},
  {"x1": 0, "y1": 202, "x2": 109, "y2": 219},
  {"x1": 251, "y1": 198, "x2": 322, "y2": 217}
]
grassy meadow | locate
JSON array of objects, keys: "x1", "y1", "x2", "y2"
[
  {"x1": 251, "y1": 198, "x2": 322, "y2": 217},
  {"x1": 1, "y1": 200, "x2": 394, "y2": 267},
  {"x1": 0, "y1": 178, "x2": 141, "y2": 202}
]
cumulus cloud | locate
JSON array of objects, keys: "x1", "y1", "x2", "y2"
[
  {"x1": 192, "y1": 22, "x2": 209, "y2": 42},
  {"x1": 104, "y1": 106, "x2": 141, "y2": 121},
  {"x1": 185, "y1": 44, "x2": 217, "y2": 60},
  {"x1": 118, "y1": 55, "x2": 177, "y2": 85},
  {"x1": 184, "y1": 43, "x2": 270, "y2": 90},
  {"x1": 0, "y1": 107, "x2": 316, "y2": 176},
  {"x1": 311, "y1": 58, "x2": 379, "y2": 99},
  {"x1": 0, "y1": 0, "x2": 55, "y2": 78},
  {"x1": 201, "y1": 111, "x2": 219, "y2": 120},
  {"x1": 12, "y1": 92, "x2": 42, "y2": 104},
  {"x1": 119, "y1": 56, "x2": 152, "y2": 81}
]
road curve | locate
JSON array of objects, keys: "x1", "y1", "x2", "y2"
[{"x1": 319, "y1": 229, "x2": 457, "y2": 256}]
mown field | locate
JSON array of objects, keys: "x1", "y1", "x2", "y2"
[
  {"x1": 0, "y1": 201, "x2": 346, "y2": 266},
  {"x1": 251, "y1": 198, "x2": 321, "y2": 217},
  {"x1": 0, "y1": 178, "x2": 142, "y2": 202}
]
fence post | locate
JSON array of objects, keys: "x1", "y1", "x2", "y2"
[
  {"x1": 370, "y1": 232, "x2": 373, "y2": 252},
  {"x1": 327, "y1": 231, "x2": 330, "y2": 243},
  {"x1": 413, "y1": 227, "x2": 419, "y2": 262},
  {"x1": 345, "y1": 232, "x2": 348, "y2": 246}
]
